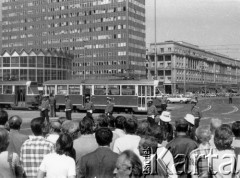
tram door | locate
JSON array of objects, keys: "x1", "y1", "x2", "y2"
[
  {"x1": 138, "y1": 85, "x2": 154, "y2": 111},
  {"x1": 15, "y1": 86, "x2": 26, "y2": 106},
  {"x1": 82, "y1": 85, "x2": 92, "y2": 106}
]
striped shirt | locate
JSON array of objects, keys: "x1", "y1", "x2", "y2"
[{"x1": 20, "y1": 136, "x2": 54, "y2": 178}]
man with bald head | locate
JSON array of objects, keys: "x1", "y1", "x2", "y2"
[
  {"x1": 46, "y1": 121, "x2": 61, "y2": 144},
  {"x1": 7, "y1": 115, "x2": 29, "y2": 156},
  {"x1": 209, "y1": 118, "x2": 222, "y2": 148}
]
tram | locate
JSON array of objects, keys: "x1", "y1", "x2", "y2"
[
  {"x1": 43, "y1": 79, "x2": 162, "y2": 113},
  {"x1": 0, "y1": 81, "x2": 39, "y2": 109}
]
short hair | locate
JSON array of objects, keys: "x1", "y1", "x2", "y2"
[
  {"x1": 139, "y1": 135, "x2": 158, "y2": 154},
  {"x1": 175, "y1": 118, "x2": 188, "y2": 133},
  {"x1": 136, "y1": 120, "x2": 151, "y2": 136},
  {"x1": 96, "y1": 114, "x2": 109, "y2": 128},
  {"x1": 95, "y1": 127, "x2": 113, "y2": 146},
  {"x1": 31, "y1": 117, "x2": 44, "y2": 136},
  {"x1": 61, "y1": 121, "x2": 79, "y2": 139},
  {"x1": 119, "y1": 150, "x2": 142, "y2": 177},
  {"x1": 56, "y1": 133, "x2": 74, "y2": 158},
  {"x1": 50, "y1": 121, "x2": 61, "y2": 133},
  {"x1": 124, "y1": 117, "x2": 138, "y2": 134},
  {"x1": 195, "y1": 125, "x2": 211, "y2": 144},
  {"x1": 214, "y1": 124, "x2": 233, "y2": 150},
  {"x1": 8, "y1": 115, "x2": 22, "y2": 130},
  {"x1": 150, "y1": 125, "x2": 164, "y2": 144},
  {"x1": 0, "y1": 110, "x2": 8, "y2": 126},
  {"x1": 79, "y1": 117, "x2": 94, "y2": 134},
  {"x1": 58, "y1": 117, "x2": 67, "y2": 125},
  {"x1": 0, "y1": 128, "x2": 9, "y2": 152},
  {"x1": 232, "y1": 121, "x2": 240, "y2": 137},
  {"x1": 115, "y1": 116, "x2": 126, "y2": 130},
  {"x1": 210, "y1": 118, "x2": 222, "y2": 134}
]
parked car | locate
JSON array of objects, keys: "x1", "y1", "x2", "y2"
[{"x1": 167, "y1": 95, "x2": 191, "y2": 104}]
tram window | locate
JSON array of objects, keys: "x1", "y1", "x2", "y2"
[
  {"x1": 57, "y1": 85, "x2": 67, "y2": 95},
  {"x1": 94, "y1": 85, "x2": 106, "y2": 95},
  {"x1": 108, "y1": 85, "x2": 120, "y2": 95},
  {"x1": 47, "y1": 85, "x2": 55, "y2": 95},
  {"x1": 147, "y1": 86, "x2": 154, "y2": 96},
  {"x1": 3, "y1": 85, "x2": 13, "y2": 94},
  {"x1": 69, "y1": 85, "x2": 80, "y2": 95},
  {"x1": 0, "y1": 85, "x2": 2, "y2": 94},
  {"x1": 122, "y1": 85, "x2": 135, "y2": 95}
]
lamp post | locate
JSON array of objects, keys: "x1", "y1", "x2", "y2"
[
  {"x1": 154, "y1": 0, "x2": 157, "y2": 80},
  {"x1": 84, "y1": 46, "x2": 86, "y2": 80}
]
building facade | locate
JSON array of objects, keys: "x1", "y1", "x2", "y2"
[
  {"x1": 0, "y1": 49, "x2": 73, "y2": 85},
  {"x1": 147, "y1": 41, "x2": 240, "y2": 94},
  {"x1": 1, "y1": 0, "x2": 146, "y2": 79}
]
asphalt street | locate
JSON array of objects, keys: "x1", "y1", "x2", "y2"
[{"x1": 4, "y1": 97, "x2": 240, "y2": 135}]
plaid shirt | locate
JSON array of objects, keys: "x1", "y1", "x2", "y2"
[
  {"x1": 189, "y1": 145, "x2": 212, "y2": 177},
  {"x1": 20, "y1": 136, "x2": 54, "y2": 178}
]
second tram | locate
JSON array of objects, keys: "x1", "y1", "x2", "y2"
[{"x1": 43, "y1": 79, "x2": 161, "y2": 113}]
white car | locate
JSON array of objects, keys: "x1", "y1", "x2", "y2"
[{"x1": 167, "y1": 95, "x2": 191, "y2": 104}]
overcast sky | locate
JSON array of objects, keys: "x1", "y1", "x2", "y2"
[{"x1": 146, "y1": 0, "x2": 240, "y2": 59}]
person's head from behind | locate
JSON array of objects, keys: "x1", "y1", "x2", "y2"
[
  {"x1": 115, "y1": 116, "x2": 126, "y2": 130},
  {"x1": 61, "y1": 120, "x2": 79, "y2": 139},
  {"x1": 96, "y1": 114, "x2": 109, "y2": 128},
  {"x1": 0, "y1": 109, "x2": 8, "y2": 126},
  {"x1": 195, "y1": 125, "x2": 211, "y2": 144},
  {"x1": 210, "y1": 118, "x2": 222, "y2": 134},
  {"x1": 214, "y1": 124, "x2": 233, "y2": 150},
  {"x1": 136, "y1": 120, "x2": 151, "y2": 136},
  {"x1": 8, "y1": 115, "x2": 22, "y2": 130},
  {"x1": 232, "y1": 121, "x2": 240, "y2": 138},
  {"x1": 95, "y1": 127, "x2": 113, "y2": 146},
  {"x1": 138, "y1": 135, "x2": 158, "y2": 156},
  {"x1": 56, "y1": 133, "x2": 73, "y2": 157},
  {"x1": 150, "y1": 125, "x2": 164, "y2": 144},
  {"x1": 0, "y1": 128, "x2": 9, "y2": 153},
  {"x1": 175, "y1": 118, "x2": 188, "y2": 133},
  {"x1": 124, "y1": 117, "x2": 138, "y2": 134},
  {"x1": 79, "y1": 117, "x2": 94, "y2": 135},
  {"x1": 114, "y1": 150, "x2": 142, "y2": 178},
  {"x1": 50, "y1": 121, "x2": 61, "y2": 133},
  {"x1": 58, "y1": 117, "x2": 67, "y2": 125},
  {"x1": 31, "y1": 117, "x2": 44, "y2": 136}
]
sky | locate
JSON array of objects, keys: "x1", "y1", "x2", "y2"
[
  {"x1": 145, "y1": 0, "x2": 240, "y2": 59},
  {"x1": 0, "y1": 1, "x2": 240, "y2": 58}
]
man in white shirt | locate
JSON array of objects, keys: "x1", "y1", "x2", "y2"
[
  {"x1": 113, "y1": 116, "x2": 140, "y2": 156},
  {"x1": 113, "y1": 115, "x2": 126, "y2": 138}
]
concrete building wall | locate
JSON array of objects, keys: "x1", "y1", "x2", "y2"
[{"x1": 1, "y1": 0, "x2": 146, "y2": 79}]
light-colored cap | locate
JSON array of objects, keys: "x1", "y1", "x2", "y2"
[
  {"x1": 159, "y1": 111, "x2": 171, "y2": 122},
  {"x1": 184, "y1": 114, "x2": 195, "y2": 125}
]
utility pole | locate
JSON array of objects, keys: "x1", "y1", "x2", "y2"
[{"x1": 154, "y1": 0, "x2": 157, "y2": 80}]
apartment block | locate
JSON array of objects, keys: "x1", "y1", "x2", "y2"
[
  {"x1": 147, "y1": 41, "x2": 240, "y2": 94},
  {"x1": 2, "y1": 0, "x2": 146, "y2": 79}
]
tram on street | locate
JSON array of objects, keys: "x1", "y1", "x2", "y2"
[
  {"x1": 43, "y1": 79, "x2": 161, "y2": 113},
  {"x1": 0, "y1": 81, "x2": 39, "y2": 109}
]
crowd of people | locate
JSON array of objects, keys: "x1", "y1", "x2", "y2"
[{"x1": 0, "y1": 107, "x2": 240, "y2": 178}]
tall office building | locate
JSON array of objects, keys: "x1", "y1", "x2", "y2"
[{"x1": 1, "y1": 0, "x2": 146, "y2": 79}]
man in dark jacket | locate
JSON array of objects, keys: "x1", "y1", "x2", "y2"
[
  {"x1": 65, "y1": 95, "x2": 73, "y2": 120},
  {"x1": 79, "y1": 127, "x2": 118, "y2": 178},
  {"x1": 84, "y1": 96, "x2": 95, "y2": 117},
  {"x1": 41, "y1": 95, "x2": 50, "y2": 123},
  {"x1": 49, "y1": 93, "x2": 56, "y2": 117},
  {"x1": 105, "y1": 97, "x2": 114, "y2": 116},
  {"x1": 7, "y1": 115, "x2": 29, "y2": 156}
]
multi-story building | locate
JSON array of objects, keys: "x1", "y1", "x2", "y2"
[
  {"x1": 0, "y1": 49, "x2": 73, "y2": 84},
  {"x1": 147, "y1": 41, "x2": 240, "y2": 94},
  {"x1": 1, "y1": 0, "x2": 146, "y2": 79}
]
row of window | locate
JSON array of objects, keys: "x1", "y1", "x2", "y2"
[
  {"x1": 0, "y1": 57, "x2": 71, "y2": 69},
  {"x1": 73, "y1": 69, "x2": 124, "y2": 75},
  {"x1": 73, "y1": 60, "x2": 127, "y2": 67},
  {"x1": 47, "y1": 84, "x2": 139, "y2": 96}
]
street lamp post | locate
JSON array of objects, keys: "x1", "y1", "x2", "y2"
[
  {"x1": 84, "y1": 46, "x2": 86, "y2": 80},
  {"x1": 154, "y1": 0, "x2": 157, "y2": 80}
]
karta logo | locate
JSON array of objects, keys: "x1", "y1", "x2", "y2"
[{"x1": 142, "y1": 147, "x2": 239, "y2": 176}]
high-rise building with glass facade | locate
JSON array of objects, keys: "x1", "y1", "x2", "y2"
[{"x1": 1, "y1": 0, "x2": 146, "y2": 79}]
